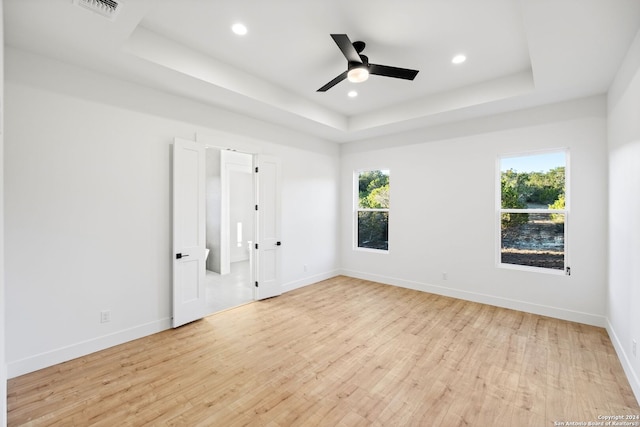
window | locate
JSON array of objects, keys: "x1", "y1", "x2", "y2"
[
  {"x1": 356, "y1": 170, "x2": 389, "y2": 251},
  {"x1": 498, "y1": 150, "x2": 568, "y2": 273}
]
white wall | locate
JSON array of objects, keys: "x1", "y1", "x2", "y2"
[
  {"x1": 279, "y1": 144, "x2": 340, "y2": 290},
  {"x1": 4, "y1": 48, "x2": 340, "y2": 377},
  {"x1": 0, "y1": 1, "x2": 7, "y2": 424},
  {"x1": 607, "y1": 29, "x2": 640, "y2": 403},
  {"x1": 340, "y1": 96, "x2": 608, "y2": 327}
]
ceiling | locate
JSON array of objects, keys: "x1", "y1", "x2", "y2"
[{"x1": 5, "y1": 0, "x2": 640, "y2": 143}]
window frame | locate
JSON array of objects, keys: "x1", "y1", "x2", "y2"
[
  {"x1": 496, "y1": 149, "x2": 570, "y2": 275},
  {"x1": 354, "y1": 169, "x2": 390, "y2": 253}
]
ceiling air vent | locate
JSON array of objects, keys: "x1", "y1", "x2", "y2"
[{"x1": 74, "y1": 0, "x2": 122, "y2": 21}]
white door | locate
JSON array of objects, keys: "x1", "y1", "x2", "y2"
[
  {"x1": 255, "y1": 155, "x2": 282, "y2": 300},
  {"x1": 172, "y1": 138, "x2": 207, "y2": 327}
]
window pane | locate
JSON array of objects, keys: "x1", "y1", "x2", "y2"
[
  {"x1": 358, "y1": 170, "x2": 390, "y2": 209},
  {"x1": 501, "y1": 213, "x2": 564, "y2": 270},
  {"x1": 358, "y1": 211, "x2": 388, "y2": 250},
  {"x1": 500, "y1": 152, "x2": 565, "y2": 209}
]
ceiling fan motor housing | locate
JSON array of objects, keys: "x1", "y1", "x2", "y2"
[
  {"x1": 353, "y1": 41, "x2": 366, "y2": 53},
  {"x1": 349, "y1": 55, "x2": 369, "y2": 71},
  {"x1": 317, "y1": 34, "x2": 419, "y2": 92}
]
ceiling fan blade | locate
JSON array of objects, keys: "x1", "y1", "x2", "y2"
[
  {"x1": 369, "y1": 64, "x2": 419, "y2": 80},
  {"x1": 331, "y1": 34, "x2": 362, "y2": 64},
  {"x1": 317, "y1": 71, "x2": 348, "y2": 92}
]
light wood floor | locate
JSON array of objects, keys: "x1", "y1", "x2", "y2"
[{"x1": 8, "y1": 276, "x2": 639, "y2": 426}]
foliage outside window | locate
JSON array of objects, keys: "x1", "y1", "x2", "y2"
[
  {"x1": 499, "y1": 151, "x2": 568, "y2": 272},
  {"x1": 356, "y1": 170, "x2": 389, "y2": 251}
]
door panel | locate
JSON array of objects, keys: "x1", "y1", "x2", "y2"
[
  {"x1": 178, "y1": 259, "x2": 200, "y2": 302},
  {"x1": 173, "y1": 138, "x2": 207, "y2": 327},
  {"x1": 255, "y1": 155, "x2": 282, "y2": 300}
]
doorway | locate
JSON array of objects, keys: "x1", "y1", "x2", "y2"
[
  {"x1": 204, "y1": 148, "x2": 255, "y2": 313},
  {"x1": 172, "y1": 138, "x2": 282, "y2": 327}
]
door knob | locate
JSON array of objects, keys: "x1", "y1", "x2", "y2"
[{"x1": 176, "y1": 253, "x2": 190, "y2": 259}]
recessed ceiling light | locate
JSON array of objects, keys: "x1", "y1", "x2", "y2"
[
  {"x1": 231, "y1": 23, "x2": 248, "y2": 36},
  {"x1": 452, "y1": 54, "x2": 466, "y2": 64},
  {"x1": 348, "y1": 90, "x2": 358, "y2": 98}
]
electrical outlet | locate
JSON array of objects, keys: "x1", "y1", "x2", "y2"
[
  {"x1": 100, "y1": 310, "x2": 111, "y2": 323},
  {"x1": 442, "y1": 272, "x2": 447, "y2": 280},
  {"x1": 633, "y1": 339, "x2": 637, "y2": 358},
  {"x1": 304, "y1": 264, "x2": 308, "y2": 272}
]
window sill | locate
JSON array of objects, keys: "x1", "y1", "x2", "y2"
[
  {"x1": 497, "y1": 262, "x2": 568, "y2": 276},
  {"x1": 354, "y1": 247, "x2": 389, "y2": 254}
]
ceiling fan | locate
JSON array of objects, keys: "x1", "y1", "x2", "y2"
[{"x1": 317, "y1": 34, "x2": 420, "y2": 92}]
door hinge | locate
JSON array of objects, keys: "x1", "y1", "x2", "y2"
[
  {"x1": 566, "y1": 266, "x2": 571, "y2": 276},
  {"x1": 255, "y1": 281, "x2": 259, "y2": 287},
  {"x1": 255, "y1": 166, "x2": 259, "y2": 173},
  {"x1": 255, "y1": 243, "x2": 258, "y2": 250},
  {"x1": 255, "y1": 205, "x2": 258, "y2": 211}
]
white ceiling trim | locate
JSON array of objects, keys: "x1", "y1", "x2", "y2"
[
  {"x1": 350, "y1": 69, "x2": 535, "y2": 132},
  {"x1": 124, "y1": 26, "x2": 348, "y2": 132},
  {"x1": 124, "y1": 26, "x2": 535, "y2": 137},
  {"x1": 5, "y1": 0, "x2": 640, "y2": 144}
]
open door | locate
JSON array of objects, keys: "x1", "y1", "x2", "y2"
[
  {"x1": 255, "y1": 155, "x2": 282, "y2": 300},
  {"x1": 172, "y1": 138, "x2": 207, "y2": 327}
]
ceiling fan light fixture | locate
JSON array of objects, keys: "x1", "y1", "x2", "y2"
[{"x1": 347, "y1": 66, "x2": 369, "y2": 83}]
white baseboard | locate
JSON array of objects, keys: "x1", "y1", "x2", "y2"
[
  {"x1": 7, "y1": 318, "x2": 172, "y2": 378},
  {"x1": 606, "y1": 320, "x2": 640, "y2": 405},
  {"x1": 339, "y1": 269, "x2": 606, "y2": 327},
  {"x1": 282, "y1": 270, "x2": 341, "y2": 294}
]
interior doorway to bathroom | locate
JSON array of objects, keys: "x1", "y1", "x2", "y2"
[
  {"x1": 173, "y1": 137, "x2": 281, "y2": 326},
  {"x1": 204, "y1": 148, "x2": 255, "y2": 314}
]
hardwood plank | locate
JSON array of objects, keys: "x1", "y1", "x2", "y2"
[{"x1": 8, "y1": 276, "x2": 639, "y2": 426}]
